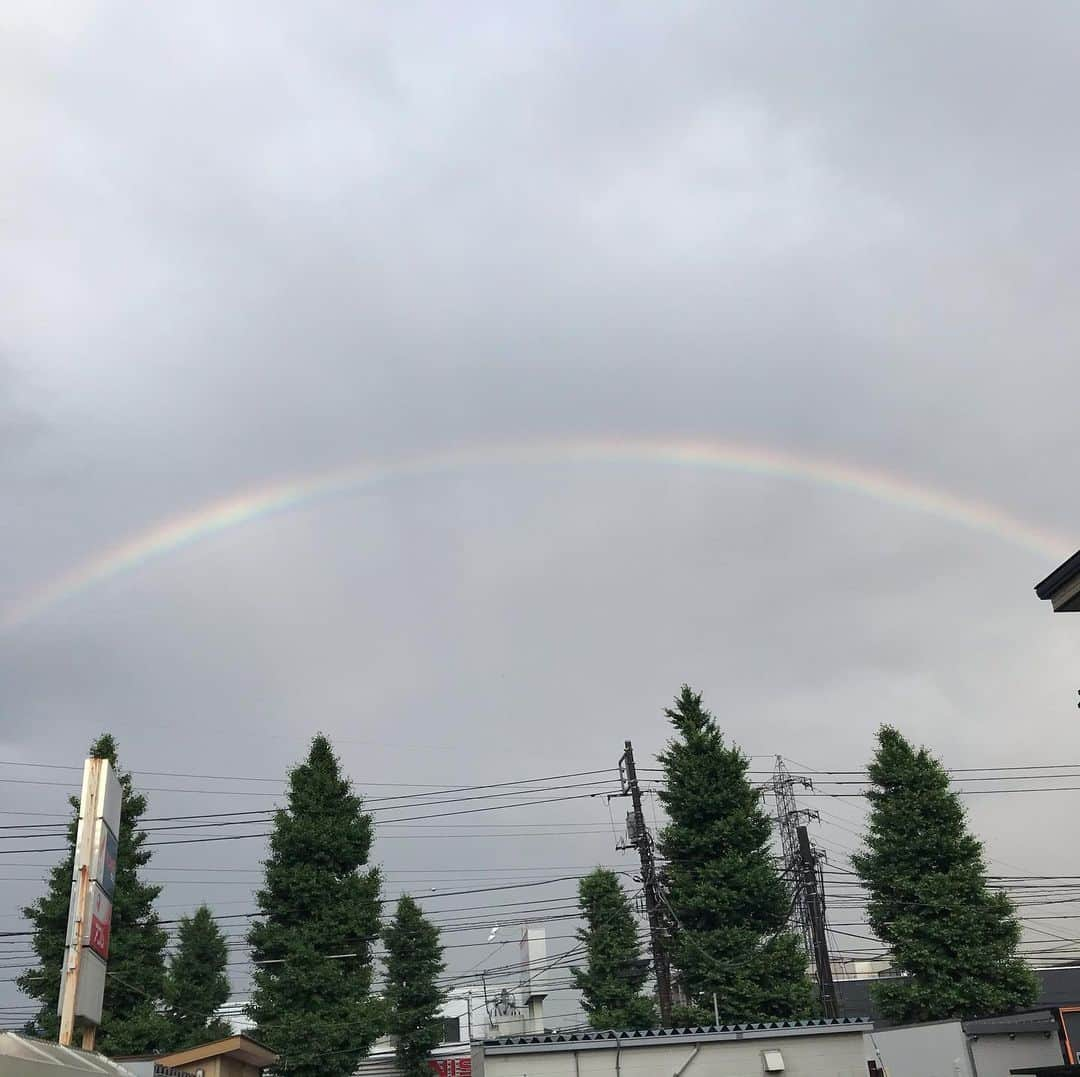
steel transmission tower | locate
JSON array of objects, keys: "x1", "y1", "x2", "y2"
[{"x1": 768, "y1": 756, "x2": 839, "y2": 1018}]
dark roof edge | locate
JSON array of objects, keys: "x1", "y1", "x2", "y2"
[
  {"x1": 1036, "y1": 550, "x2": 1080, "y2": 600},
  {"x1": 484, "y1": 1017, "x2": 871, "y2": 1049}
]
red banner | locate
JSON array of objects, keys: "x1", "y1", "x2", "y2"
[
  {"x1": 429, "y1": 1060, "x2": 471, "y2": 1076},
  {"x1": 88, "y1": 888, "x2": 112, "y2": 960}
]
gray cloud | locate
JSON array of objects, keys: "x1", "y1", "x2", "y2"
[{"x1": 2, "y1": 0, "x2": 1078, "y2": 1031}]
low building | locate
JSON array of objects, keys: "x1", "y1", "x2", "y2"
[
  {"x1": 354, "y1": 926, "x2": 551, "y2": 1077},
  {"x1": 473, "y1": 1018, "x2": 872, "y2": 1077}
]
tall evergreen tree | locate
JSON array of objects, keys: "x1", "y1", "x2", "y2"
[
  {"x1": 852, "y1": 726, "x2": 1037, "y2": 1023},
  {"x1": 382, "y1": 895, "x2": 446, "y2": 1077},
  {"x1": 164, "y1": 905, "x2": 232, "y2": 1049},
  {"x1": 571, "y1": 868, "x2": 657, "y2": 1030},
  {"x1": 247, "y1": 735, "x2": 381, "y2": 1077},
  {"x1": 658, "y1": 686, "x2": 813, "y2": 1023},
  {"x1": 18, "y1": 734, "x2": 170, "y2": 1054}
]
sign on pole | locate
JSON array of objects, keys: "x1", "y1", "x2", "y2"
[{"x1": 58, "y1": 757, "x2": 122, "y2": 1049}]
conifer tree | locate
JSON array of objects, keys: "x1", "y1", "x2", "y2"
[
  {"x1": 658, "y1": 687, "x2": 813, "y2": 1022},
  {"x1": 571, "y1": 868, "x2": 657, "y2": 1030},
  {"x1": 18, "y1": 734, "x2": 170, "y2": 1054},
  {"x1": 382, "y1": 895, "x2": 446, "y2": 1076},
  {"x1": 247, "y1": 735, "x2": 381, "y2": 1077},
  {"x1": 852, "y1": 726, "x2": 1037, "y2": 1023},
  {"x1": 164, "y1": 905, "x2": 232, "y2": 1048}
]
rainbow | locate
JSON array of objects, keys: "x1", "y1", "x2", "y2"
[{"x1": 2, "y1": 437, "x2": 1071, "y2": 631}]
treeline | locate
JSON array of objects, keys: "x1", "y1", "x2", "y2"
[
  {"x1": 572, "y1": 686, "x2": 1037, "y2": 1029},
  {"x1": 19, "y1": 734, "x2": 443, "y2": 1077},
  {"x1": 19, "y1": 689, "x2": 1040, "y2": 1068}
]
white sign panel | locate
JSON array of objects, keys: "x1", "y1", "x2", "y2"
[
  {"x1": 58, "y1": 758, "x2": 122, "y2": 1035},
  {"x1": 94, "y1": 764, "x2": 122, "y2": 839}
]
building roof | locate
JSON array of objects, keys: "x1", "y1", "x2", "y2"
[
  {"x1": 838, "y1": 965, "x2": 1080, "y2": 1028},
  {"x1": 0, "y1": 1033, "x2": 138, "y2": 1074},
  {"x1": 153, "y1": 1035, "x2": 277, "y2": 1070},
  {"x1": 1008, "y1": 1068, "x2": 1080, "y2": 1075},
  {"x1": 963, "y1": 1010, "x2": 1060, "y2": 1037},
  {"x1": 484, "y1": 1017, "x2": 870, "y2": 1053},
  {"x1": 1035, "y1": 550, "x2": 1080, "y2": 610}
]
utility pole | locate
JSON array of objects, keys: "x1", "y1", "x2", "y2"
[
  {"x1": 797, "y1": 825, "x2": 839, "y2": 1019},
  {"x1": 617, "y1": 740, "x2": 673, "y2": 1026}
]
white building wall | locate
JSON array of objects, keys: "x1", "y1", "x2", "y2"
[
  {"x1": 870, "y1": 1021, "x2": 1066, "y2": 1077},
  {"x1": 478, "y1": 1032, "x2": 868, "y2": 1077},
  {"x1": 870, "y1": 1020, "x2": 975, "y2": 1077},
  {"x1": 969, "y1": 1033, "x2": 1064, "y2": 1077}
]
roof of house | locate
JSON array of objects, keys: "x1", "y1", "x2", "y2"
[
  {"x1": 838, "y1": 965, "x2": 1080, "y2": 1029},
  {"x1": 485, "y1": 1017, "x2": 871, "y2": 1053},
  {"x1": 153, "y1": 1035, "x2": 277, "y2": 1070},
  {"x1": 1008, "y1": 1068, "x2": 1080, "y2": 1076},
  {"x1": 0, "y1": 1033, "x2": 138, "y2": 1074},
  {"x1": 963, "y1": 1010, "x2": 1060, "y2": 1037},
  {"x1": 1035, "y1": 550, "x2": 1080, "y2": 607}
]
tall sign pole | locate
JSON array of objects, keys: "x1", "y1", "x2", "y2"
[
  {"x1": 617, "y1": 740, "x2": 673, "y2": 1026},
  {"x1": 58, "y1": 756, "x2": 121, "y2": 1050}
]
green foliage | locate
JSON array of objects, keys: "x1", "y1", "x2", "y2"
[
  {"x1": 164, "y1": 905, "x2": 232, "y2": 1049},
  {"x1": 247, "y1": 735, "x2": 382, "y2": 1077},
  {"x1": 18, "y1": 734, "x2": 171, "y2": 1054},
  {"x1": 657, "y1": 687, "x2": 813, "y2": 1022},
  {"x1": 571, "y1": 868, "x2": 657, "y2": 1030},
  {"x1": 852, "y1": 726, "x2": 1038, "y2": 1023},
  {"x1": 382, "y1": 895, "x2": 446, "y2": 1077}
]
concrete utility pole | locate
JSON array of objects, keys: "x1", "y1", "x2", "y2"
[
  {"x1": 618, "y1": 740, "x2": 673, "y2": 1026},
  {"x1": 797, "y1": 825, "x2": 839, "y2": 1019}
]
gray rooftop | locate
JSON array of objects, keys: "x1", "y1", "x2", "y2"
[
  {"x1": 0, "y1": 1033, "x2": 138, "y2": 1075},
  {"x1": 485, "y1": 1017, "x2": 871, "y2": 1053}
]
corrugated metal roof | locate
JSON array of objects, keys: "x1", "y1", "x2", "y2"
[
  {"x1": 485, "y1": 1016, "x2": 871, "y2": 1051},
  {"x1": 0, "y1": 1033, "x2": 138, "y2": 1075}
]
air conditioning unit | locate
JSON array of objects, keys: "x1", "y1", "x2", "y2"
[{"x1": 762, "y1": 1049, "x2": 785, "y2": 1072}]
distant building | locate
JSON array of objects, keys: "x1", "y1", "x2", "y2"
[
  {"x1": 1035, "y1": 550, "x2": 1080, "y2": 612},
  {"x1": 831, "y1": 956, "x2": 894, "y2": 981},
  {"x1": 354, "y1": 926, "x2": 551, "y2": 1077}
]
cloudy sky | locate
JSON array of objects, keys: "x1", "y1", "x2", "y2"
[{"x1": 2, "y1": 1, "x2": 1079, "y2": 1032}]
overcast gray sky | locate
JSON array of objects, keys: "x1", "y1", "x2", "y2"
[{"x1": 2, "y1": 1, "x2": 1079, "y2": 1031}]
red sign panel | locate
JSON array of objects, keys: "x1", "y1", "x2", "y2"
[
  {"x1": 429, "y1": 1061, "x2": 471, "y2": 1076},
  {"x1": 88, "y1": 888, "x2": 112, "y2": 960}
]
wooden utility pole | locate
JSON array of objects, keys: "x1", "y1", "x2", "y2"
[{"x1": 618, "y1": 740, "x2": 673, "y2": 1026}]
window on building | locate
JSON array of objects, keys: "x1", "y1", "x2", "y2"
[{"x1": 442, "y1": 1016, "x2": 462, "y2": 1042}]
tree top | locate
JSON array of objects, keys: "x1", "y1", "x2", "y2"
[{"x1": 88, "y1": 733, "x2": 119, "y2": 766}]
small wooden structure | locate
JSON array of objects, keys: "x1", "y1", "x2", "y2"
[{"x1": 117, "y1": 1036, "x2": 277, "y2": 1077}]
